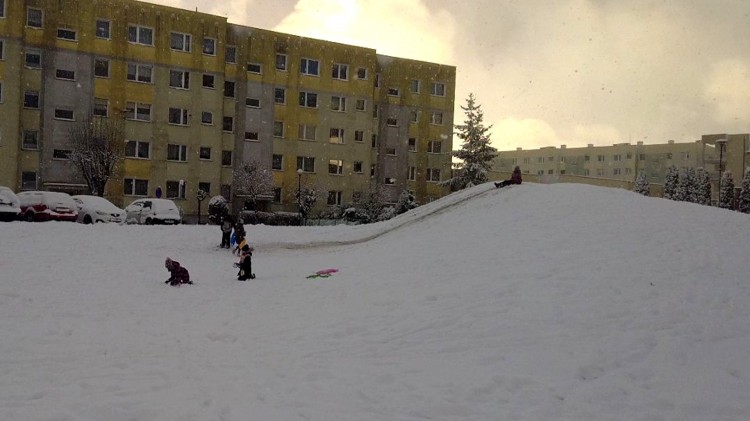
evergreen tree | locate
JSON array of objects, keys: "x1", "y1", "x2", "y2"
[
  {"x1": 633, "y1": 170, "x2": 650, "y2": 196},
  {"x1": 719, "y1": 170, "x2": 735, "y2": 210},
  {"x1": 395, "y1": 189, "x2": 418, "y2": 215},
  {"x1": 442, "y1": 93, "x2": 497, "y2": 190},
  {"x1": 739, "y1": 168, "x2": 750, "y2": 213},
  {"x1": 663, "y1": 165, "x2": 679, "y2": 200},
  {"x1": 678, "y1": 167, "x2": 698, "y2": 203},
  {"x1": 696, "y1": 168, "x2": 712, "y2": 206}
]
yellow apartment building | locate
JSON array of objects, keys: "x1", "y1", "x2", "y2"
[{"x1": 0, "y1": 0, "x2": 456, "y2": 218}]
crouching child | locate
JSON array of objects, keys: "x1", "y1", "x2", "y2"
[
  {"x1": 165, "y1": 257, "x2": 192, "y2": 286},
  {"x1": 234, "y1": 244, "x2": 255, "y2": 281}
]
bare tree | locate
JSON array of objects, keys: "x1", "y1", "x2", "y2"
[
  {"x1": 68, "y1": 115, "x2": 124, "y2": 196},
  {"x1": 233, "y1": 161, "x2": 275, "y2": 210}
]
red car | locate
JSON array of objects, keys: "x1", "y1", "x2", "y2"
[{"x1": 17, "y1": 191, "x2": 79, "y2": 222}]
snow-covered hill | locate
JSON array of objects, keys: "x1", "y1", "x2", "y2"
[{"x1": 1, "y1": 183, "x2": 749, "y2": 420}]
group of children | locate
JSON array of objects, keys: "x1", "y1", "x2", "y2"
[{"x1": 164, "y1": 214, "x2": 254, "y2": 286}]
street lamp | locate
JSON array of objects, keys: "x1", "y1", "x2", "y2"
[
  {"x1": 297, "y1": 168, "x2": 304, "y2": 225},
  {"x1": 716, "y1": 138, "x2": 727, "y2": 206}
]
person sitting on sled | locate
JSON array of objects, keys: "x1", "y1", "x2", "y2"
[
  {"x1": 234, "y1": 244, "x2": 255, "y2": 280},
  {"x1": 495, "y1": 166, "x2": 523, "y2": 188},
  {"x1": 165, "y1": 257, "x2": 192, "y2": 286}
]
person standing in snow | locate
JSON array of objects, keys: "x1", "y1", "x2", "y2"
[
  {"x1": 220, "y1": 214, "x2": 233, "y2": 249},
  {"x1": 165, "y1": 257, "x2": 192, "y2": 286}
]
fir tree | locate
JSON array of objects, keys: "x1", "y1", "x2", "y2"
[
  {"x1": 633, "y1": 171, "x2": 650, "y2": 196},
  {"x1": 663, "y1": 165, "x2": 679, "y2": 200},
  {"x1": 719, "y1": 170, "x2": 735, "y2": 210},
  {"x1": 696, "y1": 168, "x2": 712, "y2": 206},
  {"x1": 442, "y1": 93, "x2": 497, "y2": 190},
  {"x1": 677, "y1": 167, "x2": 698, "y2": 203},
  {"x1": 739, "y1": 168, "x2": 750, "y2": 213}
]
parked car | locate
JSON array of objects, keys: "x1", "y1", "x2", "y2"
[
  {"x1": 124, "y1": 198, "x2": 182, "y2": 225},
  {"x1": 17, "y1": 191, "x2": 78, "y2": 222},
  {"x1": 72, "y1": 195, "x2": 125, "y2": 224},
  {"x1": 0, "y1": 186, "x2": 22, "y2": 222}
]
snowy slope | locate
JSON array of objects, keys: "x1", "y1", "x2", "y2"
[{"x1": 1, "y1": 183, "x2": 749, "y2": 421}]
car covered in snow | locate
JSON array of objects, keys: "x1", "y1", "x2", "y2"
[
  {"x1": 17, "y1": 191, "x2": 78, "y2": 222},
  {"x1": 124, "y1": 198, "x2": 182, "y2": 225},
  {"x1": 0, "y1": 186, "x2": 22, "y2": 222},
  {"x1": 72, "y1": 195, "x2": 125, "y2": 224}
]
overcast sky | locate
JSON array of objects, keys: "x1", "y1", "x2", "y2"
[{"x1": 149, "y1": 0, "x2": 750, "y2": 151}]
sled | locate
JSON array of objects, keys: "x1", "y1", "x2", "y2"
[{"x1": 306, "y1": 268, "x2": 339, "y2": 278}]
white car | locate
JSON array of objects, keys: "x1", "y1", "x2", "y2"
[
  {"x1": 0, "y1": 186, "x2": 21, "y2": 222},
  {"x1": 124, "y1": 198, "x2": 182, "y2": 225},
  {"x1": 72, "y1": 195, "x2": 125, "y2": 224}
]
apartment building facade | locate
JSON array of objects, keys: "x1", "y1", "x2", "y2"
[{"x1": 0, "y1": 0, "x2": 456, "y2": 217}]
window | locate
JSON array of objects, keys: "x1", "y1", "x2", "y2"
[
  {"x1": 431, "y1": 82, "x2": 446, "y2": 96},
  {"x1": 221, "y1": 150, "x2": 232, "y2": 166},
  {"x1": 202, "y1": 74, "x2": 215, "y2": 89},
  {"x1": 299, "y1": 91, "x2": 318, "y2": 108},
  {"x1": 388, "y1": 87, "x2": 399, "y2": 96},
  {"x1": 273, "y1": 121, "x2": 284, "y2": 138},
  {"x1": 128, "y1": 25, "x2": 153, "y2": 46},
  {"x1": 56, "y1": 69, "x2": 75, "y2": 80},
  {"x1": 94, "y1": 58, "x2": 109, "y2": 77},
  {"x1": 22, "y1": 172, "x2": 38, "y2": 190},
  {"x1": 166, "y1": 180, "x2": 186, "y2": 199},
  {"x1": 370, "y1": 164, "x2": 376, "y2": 177},
  {"x1": 410, "y1": 79, "x2": 420, "y2": 93},
  {"x1": 298, "y1": 124, "x2": 316, "y2": 141},
  {"x1": 27, "y1": 7, "x2": 43, "y2": 28},
  {"x1": 203, "y1": 37, "x2": 216, "y2": 55},
  {"x1": 597, "y1": 155, "x2": 605, "y2": 162},
  {"x1": 125, "y1": 101, "x2": 151, "y2": 121},
  {"x1": 275, "y1": 53, "x2": 287, "y2": 71},
  {"x1": 613, "y1": 168, "x2": 622, "y2": 175},
  {"x1": 169, "y1": 70, "x2": 190, "y2": 89},
  {"x1": 167, "y1": 144, "x2": 188, "y2": 161},
  {"x1": 272, "y1": 154, "x2": 283, "y2": 170},
  {"x1": 626, "y1": 153, "x2": 633, "y2": 160},
  {"x1": 408, "y1": 138, "x2": 416, "y2": 152},
  {"x1": 201, "y1": 111, "x2": 213, "y2": 125},
  {"x1": 53, "y1": 149, "x2": 71, "y2": 160},
  {"x1": 328, "y1": 159, "x2": 343, "y2": 175},
  {"x1": 246, "y1": 62, "x2": 262, "y2": 73},
  {"x1": 57, "y1": 28, "x2": 77, "y2": 41},
  {"x1": 25, "y1": 49, "x2": 41, "y2": 68},
  {"x1": 330, "y1": 96, "x2": 346, "y2": 112},
  {"x1": 428, "y1": 140, "x2": 442, "y2": 153},
  {"x1": 93, "y1": 98, "x2": 108, "y2": 117},
  {"x1": 329, "y1": 128, "x2": 344, "y2": 144},
  {"x1": 127, "y1": 63, "x2": 153, "y2": 83},
  {"x1": 356, "y1": 67, "x2": 367, "y2": 80},
  {"x1": 273, "y1": 188, "x2": 282, "y2": 203},
  {"x1": 385, "y1": 147, "x2": 396, "y2": 156},
  {"x1": 23, "y1": 131, "x2": 39, "y2": 149},
  {"x1": 222, "y1": 116, "x2": 233, "y2": 132},
  {"x1": 125, "y1": 140, "x2": 150, "y2": 159},
  {"x1": 244, "y1": 132, "x2": 259, "y2": 141},
  {"x1": 371, "y1": 134, "x2": 377, "y2": 148},
  {"x1": 332, "y1": 63, "x2": 348, "y2": 80},
  {"x1": 384, "y1": 177, "x2": 395, "y2": 185},
  {"x1": 410, "y1": 111, "x2": 419, "y2": 123},
  {"x1": 375, "y1": 73, "x2": 381, "y2": 88},
  {"x1": 199, "y1": 147, "x2": 211, "y2": 160},
  {"x1": 537, "y1": 157, "x2": 544, "y2": 163},
  {"x1": 171, "y1": 32, "x2": 191, "y2": 52},
  {"x1": 548, "y1": 169, "x2": 554, "y2": 175},
  {"x1": 584, "y1": 155, "x2": 590, "y2": 161},
  {"x1": 168, "y1": 108, "x2": 189, "y2": 125},
  {"x1": 300, "y1": 58, "x2": 319, "y2": 76},
  {"x1": 225, "y1": 46, "x2": 236, "y2": 63},
  {"x1": 0, "y1": 40, "x2": 4, "y2": 60},
  {"x1": 23, "y1": 90, "x2": 39, "y2": 108},
  {"x1": 246, "y1": 98, "x2": 260, "y2": 108},
  {"x1": 355, "y1": 99, "x2": 366, "y2": 111},
  {"x1": 327, "y1": 191, "x2": 342, "y2": 206},
  {"x1": 408, "y1": 166, "x2": 416, "y2": 180},
  {"x1": 430, "y1": 112, "x2": 443, "y2": 125},
  {"x1": 613, "y1": 154, "x2": 622, "y2": 161},
  {"x1": 426, "y1": 168, "x2": 441, "y2": 182},
  {"x1": 386, "y1": 118, "x2": 398, "y2": 127},
  {"x1": 224, "y1": 81, "x2": 235, "y2": 97},
  {"x1": 0, "y1": 0, "x2": 5, "y2": 18},
  {"x1": 198, "y1": 182, "x2": 211, "y2": 195},
  {"x1": 54, "y1": 109, "x2": 74, "y2": 121},
  {"x1": 274, "y1": 87, "x2": 286, "y2": 104},
  {"x1": 354, "y1": 130, "x2": 364, "y2": 142},
  {"x1": 353, "y1": 161, "x2": 363, "y2": 173},
  {"x1": 666, "y1": 152, "x2": 673, "y2": 160},
  {"x1": 297, "y1": 156, "x2": 315, "y2": 173},
  {"x1": 96, "y1": 19, "x2": 110, "y2": 39}
]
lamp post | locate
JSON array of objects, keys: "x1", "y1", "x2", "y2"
[
  {"x1": 716, "y1": 138, "x2": 727, "y2": 206},
  {"x1": 297, "y1": 168, "x2": 303, "y2": 225}
]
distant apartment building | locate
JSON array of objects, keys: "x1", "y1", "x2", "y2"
[
  {"x1": 493, "y1": 135, "x2": 750, "y2": 200},
  {"x1": 0, "y1": 0, "x2": 456, "y2": 217}
]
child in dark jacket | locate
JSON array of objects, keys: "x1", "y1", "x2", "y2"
[
  {"x1": 234, "y1": 244, "x2": 255, "y2": 280},
  {"x1": 495, "y1": 166, "x2": 523, "y2": 188},
  {"x1": 165, "y1": 257, "x2": 192, "y2": 286}
]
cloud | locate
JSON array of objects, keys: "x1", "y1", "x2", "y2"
[
  {"x1": 489, "y1": 118, "x2": 561, "y2": 150},
  {"x1": 273, "y1": 0, "x2": 457, "y2": 64}
]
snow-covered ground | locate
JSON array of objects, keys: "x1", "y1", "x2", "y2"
[{"x1": 1, "y1": 182, "x2": 749, "y2": 421}]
